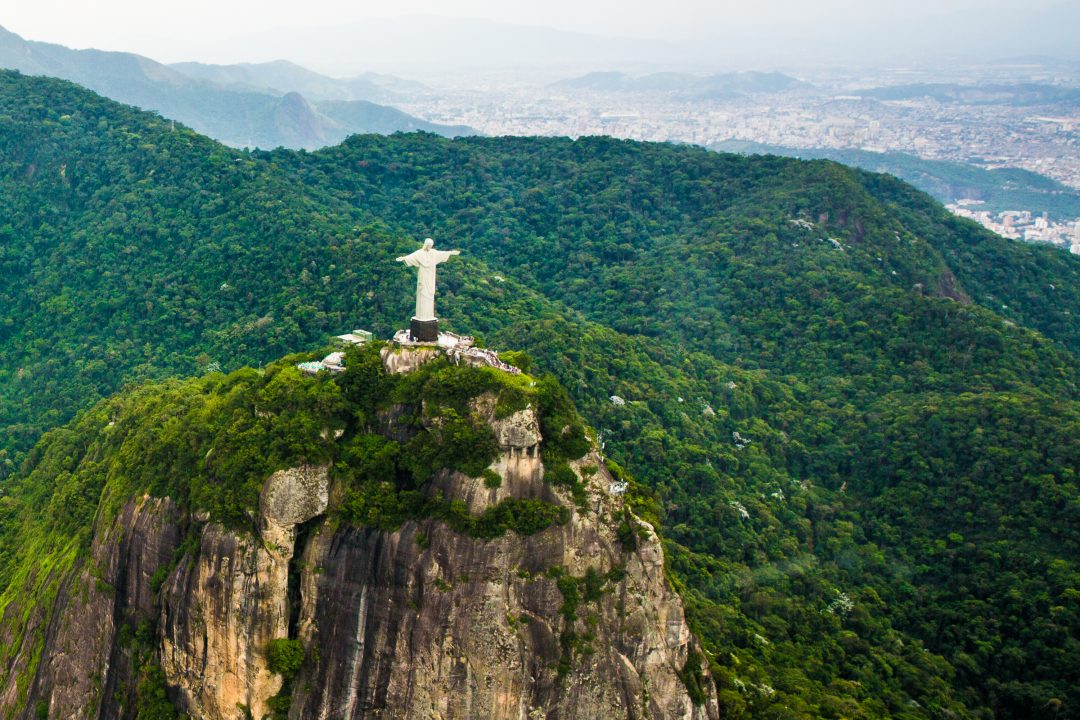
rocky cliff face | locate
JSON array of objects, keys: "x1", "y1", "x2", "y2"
[
  {"x1": 289, "y1": 451, "x2": 708, "y2": 720},
  {"x1": 160, "y1": 465, "x2": 331, "y2": 720},
  {"x1": 1, "y1": 495, "x2": 183, "y2": 719},
  {"x1": 1, "y1": 380, "x2": 717, "y2": 720}
]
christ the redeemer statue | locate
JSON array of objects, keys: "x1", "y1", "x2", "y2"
[{"x1": 396, "y1": 238, "x2": 460, "y2": 341}]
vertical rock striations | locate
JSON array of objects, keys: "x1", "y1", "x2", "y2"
[
  {"x1": 291, "y1": 451, "x2": 713, "y2": 719},
  {"x1": 293, "y1": 400, "x2": 714, "y2": 719},
  {"x1": 160, "y1": 465, "x2": 330, "y2": 720},
  {"x1": 7, "y1": 496, "x2": 182, "y2": 719}
]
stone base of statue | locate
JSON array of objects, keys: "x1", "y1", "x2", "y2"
[
  {"x1": 383, "y1": 328, "x2": 476, "y2": 375},
  {"x1": 409, "y1": 318, "x2": 439, "y2": 342}
]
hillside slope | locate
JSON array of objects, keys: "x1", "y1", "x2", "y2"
[
  {"x1": 168, "y1": 60, "x2": 430, "y2": 103},
  {"x1": 1, "y1": 71, "x2": 1080, "y2": 718}
]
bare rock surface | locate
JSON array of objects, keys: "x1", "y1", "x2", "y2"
[
  {"x1": 161, "y1": 523, "x2": 286, "y2": 720},
  {"x1": 1, "y1": 496, "x2": 181, "y2": 720},
  {"x1": 380, "y1": 345, "x2": 442, "y2": 374},
  {"x1": 260, "y1": 463, "x2": 330, "y2": 547},
  {"x1": 289, "y1": 451, "x2": 717, "y2": 720},
  {"x1": 160, "y1": 464, "x2": 329, "y2": 720},
  {"x1": 470, "y1": 393, "x2": 543, "y2": 449}
]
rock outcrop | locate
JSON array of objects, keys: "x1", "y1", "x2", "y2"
[
  {"x1": 379, "y1": 345, "x2": 443, "y2": 374},
  {"x1": 290, "y1": 450, "x2": 712, "y2": 720},
  {"x1": 161, "y1": 465, "x2": 329, "y2": 720},
  {"x1": 1, "y1": 387, "x2": 717, "y2": 720},
  {"x1": 10, "y1": 496, "x2": 182, "y2": 720}
]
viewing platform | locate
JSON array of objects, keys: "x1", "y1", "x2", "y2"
[{"x1": 382, "y1": 328, "x2": 521, "y2": 375}]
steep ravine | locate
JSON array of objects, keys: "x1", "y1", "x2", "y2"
[{"x1": 2, "y1": 368, "x2": 717, "y2": 720}]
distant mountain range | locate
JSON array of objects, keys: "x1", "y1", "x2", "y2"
[
  {"x1": 173, "y1": 10, "x2": 1080, "y2": 74},
  {"x1": 0, "y1": 25, "x2": 472, "y2": 149},
  {"x1": 169, "y1": 59, "x2": 432, "y2": 103},
  {"x1": 715, "y1": 140, "x2": 1080, "y2": 220},
  {"x1": 549, "y1": 70, "x2": 808, "y2": 98},
  {"x1": 856, "y1": 82, "x2": 1080, "y2": 106}
]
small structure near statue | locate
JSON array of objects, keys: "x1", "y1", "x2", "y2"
[
  {"x1": 297, "y1": 351, "x2": 346, "y2": 376},
  {"x1": 298, "y1": 333, "x2": 370, "y2": 375},
  {"x1": 334, "y1": 330, "x2": 373, "y2": 345}
]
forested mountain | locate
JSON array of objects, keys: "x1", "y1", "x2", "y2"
[
  {"x1": 0, "y1": 346, "x2": 718, "y2": 719},
  {"x1": 2, "y1": 70, "x2": 1080, "y2": 718},
  {"x1": 0, "y1": 27, "x2": 470, "y2": 149}
]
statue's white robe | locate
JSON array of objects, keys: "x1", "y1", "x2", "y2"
[{"x1": 398, "y1": 248, "x2": 456, "y2": 321}]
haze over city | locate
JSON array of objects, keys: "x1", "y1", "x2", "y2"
[{"x1": 4, "y1": 0, "x2": 1079, "y2": 74}]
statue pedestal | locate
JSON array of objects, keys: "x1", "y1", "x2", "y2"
[{"x1": 409, "y1": 318, "x2": 439, "y2": 342}]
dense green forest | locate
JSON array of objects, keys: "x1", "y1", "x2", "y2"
[{"x1": 2, "y1": 70, "x2": 1080, "y2": 718}]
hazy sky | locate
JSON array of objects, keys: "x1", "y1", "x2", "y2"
[{"x1": 3, "y1": 0, "x2": 1076, "y2": 71}]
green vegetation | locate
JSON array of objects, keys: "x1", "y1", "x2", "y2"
[
  {"x1": 547, "y1": 565, "x2": 621, "y2": 677},
  {"x1": 342, "y1": 480, "x2": 567, "y2": 539},
  {"x1": 117, "y1": 617, "x2": 189, "y2": 719},
  {"x1": 0, "y1": 342, "x2": 574, "y2": 718},
  {"x1": 545, "y1": 462, "x2": 588, "y2": 509},
  {"x1": 332, "y1": 345, "x2": 569, "y2": 537},
  {"x1": 266, "y1": 639, "x2": 304, "y2": 679},
  {"x1": 1, "y1": 71, "x2": 1080, "y2": 718},
  {"x1": 678, "y1": 650, "x2": 709, "y2": 706},
  {"x1": 0, "y1": 344, "x2": 566, "y2": 583},
  {"x1": 482, "y1": 468, "x2": 502, "y2": 488},
  {"x1": 266, "y1": 639, "x2": 305, "y2": 719},
  {"x1": 134, "y1": 663, "x2": 186, "y2": 720}
]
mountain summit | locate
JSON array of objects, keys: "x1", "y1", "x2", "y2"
[{"x1": 0, "y1": 347, "x2": 717, "y2": 719}]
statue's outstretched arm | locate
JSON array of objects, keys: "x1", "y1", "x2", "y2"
[{"x1": 449, "y1": 250, "x2": 461, "y2": 255}]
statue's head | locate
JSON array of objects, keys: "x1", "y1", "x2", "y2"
[{"x1": 423, "y1": 238, "x2": 435, "y2": 249}]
